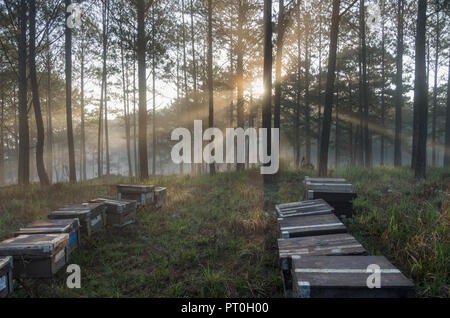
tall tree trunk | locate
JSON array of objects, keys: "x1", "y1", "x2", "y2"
[
  {"x1": 295, "y1": 5, "x2": 301, "y2": 168},
  {"x1": 273, "y1": 0, "x2": 284, "y2": 131},
  {"x1": 80, "y1": 36, "x2": 86, "y2": 181},
  {"x1": 0, "y1": 86, "x2": 4, "y2": 184},
  {"x1": 318, "y1": 0, "x2": 340, "y2": 177},
  {"x1": 65, "y1": 0, "x2": 76, "y2": 182},
  {"x1": 121, "y1": 16, "x2": 132, "y2": 177},
  {"x1": 207, "y1": 0, "x2": 215, "y2": 176},
  {"x1": 104, "y1": 0, "x2": 110, "y2": 175},
  {"x1": 335, "y1": 84, "x2": 339, "y2": 169},
  {"x1": 152, "y1": 7, "x2": 156, "y2": 175},
  {"x1": 262, "y1": 0, "x2": 273, "y2": 183},
  {"x1": 236, "y1": 0, "x2": 245, "y2": 171},
  {"x1": 18, "y1": 0, "x2": 29, "y2": 185},
  {"x1": 444, "y1": 55, "x2": 450, "y2": 167},
  {"x1": 394, "y1": 0, "x2": 403, "y2": 167},
  {"x1": 413, "y1": 0, "x2": 428, "y2": 179},
  {"x1": 30, "y1": 0, "x2": 50, "y2": 185},
  {"x1": 133, "y1": 41, "x2": 138, "y2": 176},
  {"x1": 380, "y1": 0, "x2": 385, "y2": 166},
  {"x1": 360, "y1": 0, "x2": 370, "y2": 168},
  {"x1": 431, "y1": 5, "x2": 439, "y2": 167},
  {"x1": 304, "y1": 12, "x2": 311, "y2": 164},
  {"x1": 137, "y1": 0, "x2": 149, "y2": 179},
  {"x1": 45, "y1": 18, "x2": 53, "y2": 183},
  {"x1": 317, "y1": 1, "x2": 323, "y2": 167},
  {"x1": 190, "y1": 0, "x2": 198, "y2": 175}
]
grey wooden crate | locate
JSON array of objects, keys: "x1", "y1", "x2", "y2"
[
  {"x1": 14, "y1": 219, "x2": 80, "y2": 256},
  {"x1": 292, "y1": 256, "x2": 415, "y2": 298},
  {"x1": 277, "y1": 233, "x2": 367, "y2": 297},
  {"x1": 0, "y1": 234, "x2": 69, "y2": 278},
  {"x1": 90, "y1": 198, "x2": 137, "y2": 227},
  {"x1": 117, "y1": 185, "x2": 155, "y2": 207},
  {"x1": 278, "y1": 213, "x2": 347, "y2": 239}
]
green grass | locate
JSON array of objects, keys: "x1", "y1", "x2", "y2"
[{"x1": 0, "y1": 166, "x2": 448, "y2": 297}]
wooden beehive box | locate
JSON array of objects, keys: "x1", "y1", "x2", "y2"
[
  {"x1": 0, "y1": 256, "x2": 13, "y2": 298},
  {"x1": 117, "y1": 184, "x2": 155, "y2": 207},
  {"x1": 275, "y1": 199, "x2": 334, "y2": 218},
  {"x1": 14, "y1": 219, "x2": 80, "y2": 256},
  {"x1": 277, "y1": 233, "x2": 367, "y2": 297},
  {"x1": 305, "y1": 178, "x2": 357, "y2": 218},
  {"x1": 278, "y1": 212, "x2": 347, "y2": 239},
  {"x1": 153, "y1": 187, "x2": 167, "y2": 209},
  {"x1": 292, "y1": 256, "x2": 415, "y2": 298},
  {"x1": 0, "y1": 234, "x2": 69, "y2": 278},
  {"x1": 49, "y1": 203, "x2": 106, "y2": 237},
  {"x1": 90, "y1": 198, "x2": 137, "y2": 227},
  {"x1": 304, "y1": 176, "x2": 347, "y2": 184}
]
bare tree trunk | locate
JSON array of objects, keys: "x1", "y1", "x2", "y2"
[
  {"x1": 317, "y1": 1, "x2": 323, "y2": 167},
  {"x1": 18, "y1": 0, "x2": 29, "y2": 185},
  {"x1": 318, "y1": 0, "x2": 340, "y2": 177},
  {"x1": 413, "y1": 0, "x2": 428, "y2": 179},
  {"x1": 0, "y1": 85, "x2": 4, "y2": 184},
  {"x1": 121, "y1": 15, "x2": 132, "y2": 177},
  {"x1": 394, "y1": 0, "x2": 403, "y2": 167},
  {"x1": 152, "y1": 7, "x2": 156, "y2": 175},
  {"x1": 304, "y1": 12, "x2": 311, "y2": 164},
  {"x1": 137, "y1": 0, "x2": 149, "y2": 179},
  {"x1": 295, "y1": 6, "x2": 301, "y2": 168},
  {"x1": 335, "y1": 85, "x2": 339, "y2": 169},
  {"x1": 65, "y1": 0, "x2": 76, "y2": 182},
  {"x1": 360, "y1": 0, "x2": 370, "y2": 168},
  {"x1": 207, "y1": 0, "x2": 215, "y2": 176},
  {"x1": 274, "y1": 0, "x2": 284, "y2": 131},
  {"x1": 262, "y1": 0, "x2": 273, "y2": 183},
  {"x1": 236, "y1": 0, "x2": 246, "y2": 171},
  {"x1": 444, "y1": 55, "x2": 450, "y2": 167},
  {"x1": 133, "y1": 41, "x2": 138, "y2": 176},
  {"x1": 30, "y1": 0, "x2": 50, "y2": 185},
  {"x1": 431, "y1": 5, "x2": 439, "y2": 167},
  {"x1": 80, "y1": 38, "x2": 86, "y2": 181},
  {"x1": 380, "y1": 0, "x2": 385, "y2": 166}
]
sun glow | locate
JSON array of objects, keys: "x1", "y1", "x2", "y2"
[{"x1": 249, "y1": 78, "x2": 265, "y2": 99}]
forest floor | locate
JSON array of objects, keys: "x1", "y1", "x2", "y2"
[{"x1": 0, "y1": 166, "x2": 448, "y2": 298}]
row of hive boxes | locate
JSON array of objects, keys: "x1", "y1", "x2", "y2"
[
  {"x1": 0, "y1": 199, "x2": 138, "y2": 293},
  {"x1": 275, "y1": 196, "x2": 415, "y2": 298},
  {"x1": 116, "y1": 185, "x2": 167, "y2": 208}
]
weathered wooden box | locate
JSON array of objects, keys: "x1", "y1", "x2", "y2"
[
  {"x1": 305, "y1": 178, "x2": 357, "y2": 218},
  {"x1": 0, "y1": 234, "x2": 69, "y2": 278},
  {"x1": 292, "y1": 256, "x2": 415, "y2": 298},
  {"x1": 90, "y1": 198, "x2": 137, "y2": 227},
  {"x1": 304, "y1": 176, "x2": 347, "y2": 184},
  {"x1": 275, "y1": 199, "x2": 334, "y2": 218},
  {"x1": 14, "y1": 219, "x2": 80, "y2": 256},
  {"x1": 0, "y1": 256, "x2": 13, "y2": 298},
  {"x1": 117, "y1": 184, "x2": 155, "y2": 207},
  {"x1": 277, "y1": 233, "x2": 367, "y2": 297},
  {"x1": 278, "y1": 212, "x2": 347, "y2": 239},
  {"x1": 153, "y1": 187, "x2": 167, "y2": 209},
  {"x1": 49, "y1": 203, "x2": 106, "y2": 237}
]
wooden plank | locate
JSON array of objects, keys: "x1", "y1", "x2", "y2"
[
  {"x1": 292, "y1": 256, "x2": 415, "y2": 298},
  {"x1": 278, "y1": 233, "x2": 367, "y2": 297},
  {"x1": 278, "y1": 213, "x2": 347, "y2": 239},
  {"x1": 275, "y1": 199, "x2": 334, "y2": 218}
]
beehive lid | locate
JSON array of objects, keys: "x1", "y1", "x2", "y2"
[
  {"x1": 278, "y1": 213, "x2": 347, "y2": 238},
  {"x1": 292, "y1": 256, "x2": 415, "y2": 297},
  {"x1": 304, "y1": 176, "x2": 348, "y2": 184},
  {"x1": 306, "y1": 183, "x2": 356, "y2": 193},
  {"x1": 275, "y1": 199, "x2": 334, "y2": 217},
  {"x1": 0, "y1": 234, "x2": 69, "y2": 257},
  {"x1": 51, "y1": 203, "x2": 104, "y2": 216},
  {"x1": 91, "y1": 198, "x2": 135, "y2": 207},
  {"x1": 117, "y1": 184, "x2": 155, "y2": 193},
  {"x1": 278, "y1": 233, "x2": 366, "y2": 258},
  {"x1": 15, "y1": 219, "x2": 79, "y2": 235}
]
